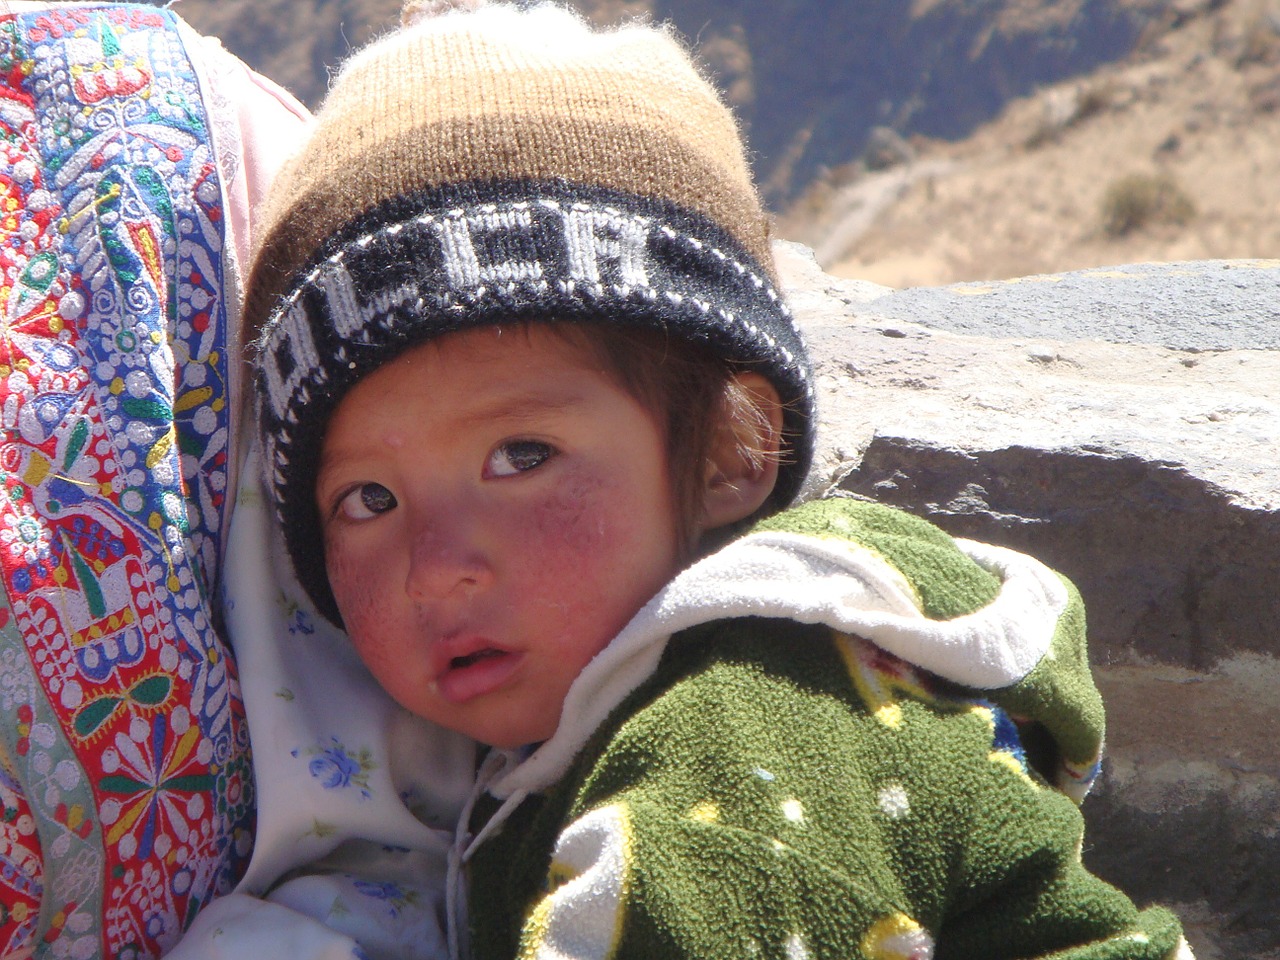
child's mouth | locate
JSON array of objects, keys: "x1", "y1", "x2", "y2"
[
  {"x1": 450, "y1": 648, "x2": 504, "y2": 670},
  {"x1": 436, "y1": 644, "x2": 523, "y2": 704}
]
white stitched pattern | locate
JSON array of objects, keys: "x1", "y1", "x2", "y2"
[
  {"x1": 262, "y1": 202, "x2": 812, "y2": 446},
  {"x1": 262, "y1": 298, "x2": 321, "y2": 421},
  {"x1": 562, "y1": 206, "x2": 650, "y2": 288}
]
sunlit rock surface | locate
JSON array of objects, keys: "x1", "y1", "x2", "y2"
[{"x1": 783, "y1": 240, "x2": 1280, "y2": 960}]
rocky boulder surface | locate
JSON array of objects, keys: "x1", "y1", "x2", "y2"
[{"x1": 781, "y1": 241, "x2": 1280, "y2": 959}]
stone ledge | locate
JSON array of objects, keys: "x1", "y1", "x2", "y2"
[{"x1": 778, "y1": 240, "x2": 1279, "y2": 958}]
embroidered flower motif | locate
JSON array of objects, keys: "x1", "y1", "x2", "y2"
[
  {"x1": 97, "y1": 709, "x2": 215, "y2": 862},
  {"x1": 215, "y1": 746, "x2": 252, "y2": 827},
  {"x1": 1, "y1": 504, "x2": 51, "y2": 565}
]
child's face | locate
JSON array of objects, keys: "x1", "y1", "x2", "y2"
[{"x1": 316, "y1": 325, "x2": 683, "y2": 749}]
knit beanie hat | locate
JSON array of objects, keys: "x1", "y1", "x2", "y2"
[{"x1": 249, "y1": 0, "x2": 815, "y2": 623}]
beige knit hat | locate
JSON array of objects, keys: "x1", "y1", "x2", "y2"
[
  {"x1": 246, "y1": 0, "x2": 778, "y2": 329},
  {"x1": 250, "y1": 0, "x2": 814, "y2": 623}
]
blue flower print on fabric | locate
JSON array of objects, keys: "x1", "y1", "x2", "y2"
[
  {"x1": 311, "y1": 749, "x2": 359, "y2": 790},
  {"x1": 284, "y1": 598, "x2": 315, "y2": 636},
  {"x1": 353, "y1": 880, "x2": 402, "y2": 900},
  {"x1": 352, "y1": 878, "x2": 421, "y2": 919},
  {"x1": 292, "y1": 738, "x2": 376, "y2": 799},
  {"x1": 273, "y1": 590, "x2": 315, "y2": 636}
]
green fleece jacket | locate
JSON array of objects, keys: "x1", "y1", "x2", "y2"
[{"x1": 463, "y1": 499, "x2": 1189, "y2": 960}]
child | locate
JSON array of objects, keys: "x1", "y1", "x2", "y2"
[{"x1": 235, "y1": 2, "x2": 1194, "y2": 958}]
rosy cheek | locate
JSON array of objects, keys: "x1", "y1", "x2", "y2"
[
  {"x1": 519, "y1": 472, "x2": 668, "y2": 625},
  {"x1": 325, "y1": 541, "x2": 394, "y2": 662},
  {"x1": 525, "y1": 474, "x2": 620, "y2": 577}
]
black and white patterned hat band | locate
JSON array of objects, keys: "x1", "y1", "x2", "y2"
[{"x1": 256, "y1": 181, "x2": 814, "y2": 622}]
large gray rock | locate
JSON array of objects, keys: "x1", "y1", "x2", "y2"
[{"x1": 778, "y1": 241, "x2": 1280, "y2": 959}]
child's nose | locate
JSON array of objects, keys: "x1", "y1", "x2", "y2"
[{"x1": 404, "y1": 519, "x2": 493, "y2": 602}]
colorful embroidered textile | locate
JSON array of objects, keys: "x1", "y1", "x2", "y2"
[{"x1": 0, "y1": 6, "x2": 251, "y2": 957}]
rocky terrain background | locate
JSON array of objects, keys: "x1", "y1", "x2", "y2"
[
  {"x1": 787, "y1": 0, "x2": 1280, "y2": 286},
  {"x1": 780, "y1": 243, "x2": 1278, "y2": 960},
  {"x1": 178, "y1": 0, "x2": 1168, "y2": 206},
  {"x1": 178, "y1": 0, "x2": 1280, "y2": 283},
  {"x1": 169, "y1": 0, "x2": 1277, "y2": 955}
]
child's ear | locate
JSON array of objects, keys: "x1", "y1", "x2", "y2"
[{"x1": 698, "y1": 372, "x2": 784, "y2": 532}]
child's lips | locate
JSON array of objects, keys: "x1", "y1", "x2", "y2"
[{"x1": 434, "y1": 641, "x2": 523, "y2": 705}]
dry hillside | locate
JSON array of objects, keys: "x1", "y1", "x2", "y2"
[
  {"x1": 179, "y1": 0, "x2": 1167, "y2": 209},
  {"x1": 176, "y1": 0, "x2": 1280, "y2": 286},
  {"x1": 782, "y1": 0, "x2": 1280, "y2": 285}
]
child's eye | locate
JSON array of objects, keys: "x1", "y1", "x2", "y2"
[
  {"x1": 485, "y1": 440, "x2": 555, "y2": 478},
  {"x1": 336, "y1": 482, "x2": 398, "y2": 520}
]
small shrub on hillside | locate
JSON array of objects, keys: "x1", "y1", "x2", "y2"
[
  {"x1": 1100, "y1": 172, "x2": 1196, "y2": 236},
  {"x1": 1025, "y1": 81, "x2": 1115, "y2": 149},
  {"x1": 1074, "y1": 81, "x2": 1115, "y2": 123},
  {"x1": 1238, "y1": 11, "x2": 1280, "y2": 66}
]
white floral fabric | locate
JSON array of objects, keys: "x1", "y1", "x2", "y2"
[{"x1": 167, "y1": 448, "x2": 477, "y2": 960}]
